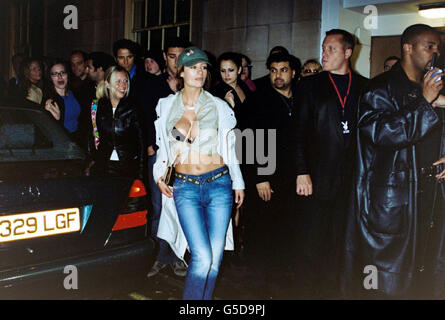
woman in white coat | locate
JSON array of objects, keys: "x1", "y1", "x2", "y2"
[{"x1": 153, "y1": 46, "x2": 245, "y2": 300}]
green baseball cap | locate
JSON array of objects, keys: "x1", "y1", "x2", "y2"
[{"x1": 177, "y1": 46, "x2": 211, "y2": 68}]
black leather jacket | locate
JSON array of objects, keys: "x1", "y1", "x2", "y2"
[
  {"x1": 342, "y1": 63, "x2": 445, "y2": 298},
  {"x1": 90, "y1": 96, "x2": 145, "y2": 180}
]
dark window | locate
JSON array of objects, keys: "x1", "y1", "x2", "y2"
[
  {"x1": 0, "y1": 108, "x2": 85, "y2": 162},
  {"x1": 132, "y1": 0, "x2": 192, "y2": 50}
]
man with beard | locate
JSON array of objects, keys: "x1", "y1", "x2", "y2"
[
  {"x1": 343, "y1": 24, "x2": 445, "y2": 299},
  {"x1": 245, "y1": 52, "x2": 298, "y2": 297},
  {"x1": 294, "y1": 29, "x2": 368, "y2": 298}
]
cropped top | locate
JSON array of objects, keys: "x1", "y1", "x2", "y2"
[{"x1": 166, "y1": 90, "x2": 219, "y2": 164}]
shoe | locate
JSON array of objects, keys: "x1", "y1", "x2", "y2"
[
  {"x1": 170, "y1": 261, "x2": 187, "y2": 277},
  {"x1": 147, "y1": 261, "x2": 167, "y2": 278}
]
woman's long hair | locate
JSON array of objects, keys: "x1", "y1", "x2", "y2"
[
  {"x1": 18, "y1": 57, "x2": 44, "y2": 95},
  {"x1": 96, "y1": 65, "x2": 130, "y2": 100}
]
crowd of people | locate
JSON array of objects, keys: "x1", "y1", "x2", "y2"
[{"x1": 1, "y1": 23, "x2": 445, "y2": 300}]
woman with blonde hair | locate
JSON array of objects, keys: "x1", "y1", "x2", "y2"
[
  {"x1": 153, "y1": 46, "x2": 245, "y2": 300},
  {"x1": 19, "y1": 57, "x2": 45, "y2": 104},
  {"x1": 88, "y1": 65, "x2": 145, "y2": 179}
]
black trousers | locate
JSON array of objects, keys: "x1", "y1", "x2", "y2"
[
  {"x1": 242, "y1": 178, "x2": 297, "y2": 276},
  {"x1": 417, "y1": 176, "x2": 445, "y2": 299},
  {"x1": 294, "y1": 191, "x2": 349, "y2": 299}
]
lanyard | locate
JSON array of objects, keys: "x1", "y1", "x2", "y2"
[{"x1": 328, "y1": 70, "x2": 352, "y2": 114}]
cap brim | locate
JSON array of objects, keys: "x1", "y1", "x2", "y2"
[{"x1": 180, "y1": 58, "x2": 212, "y2": 67}]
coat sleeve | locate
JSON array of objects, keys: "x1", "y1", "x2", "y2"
[
  {"x1": 153, "y1": 98, "x2": 170, "y2": 183},
  {"x1": 243, "y1": 91, "x2": 269, "y2": 185},
  {"x1": 294, "y1": 79, "x2": 312, "y2": 176},
  {"x1": 358, "y1": 88, "x2": 440, "y2": 149},
  {"x1": 217, "y1": 98, "x2": 245, "y2": 190}
]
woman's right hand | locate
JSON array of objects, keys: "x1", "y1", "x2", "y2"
[
  {"x1": 44, "y1": 99, "x2": 61, "y2": 120},
  {"x1": 157, "y1": 179, "x2": 173, "y2": 198}
]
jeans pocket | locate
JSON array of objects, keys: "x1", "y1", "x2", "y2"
[{"x1": 173, "y1": 177, "x2": 187, "y2": 190}]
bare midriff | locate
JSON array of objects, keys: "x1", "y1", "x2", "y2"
[{"x1": 175, "y1": 150, "x2": 225, "y2": 175}]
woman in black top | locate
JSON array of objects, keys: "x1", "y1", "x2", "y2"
[
  {"x1": 211, "y1": 52, "x2": 251, "y2": 130},
  {"x1": 211, "y1": 52, "x2": 252, "y2": 264}
]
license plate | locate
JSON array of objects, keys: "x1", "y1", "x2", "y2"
[{"x1": 0, "y1": 208, "x2": 81, "y2": 243}]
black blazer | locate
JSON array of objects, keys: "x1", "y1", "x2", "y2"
[
  {"x1": 295, "y1": 71, "x2": 368, "y2": 199},
  {"x1": 248, "y1": 81, "x2": 299, "y2": 187}
]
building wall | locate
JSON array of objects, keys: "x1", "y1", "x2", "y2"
[
  {"x1": 43, "y1": 0, "x2": 125, "y2": 60},
  {"x1": 372, "y1": 12, "x2": 445, "y2": 37},
  {"x1": 201, "y1": 0, "x2": 322, "y2": 79},
  {"x1": 0, "y1": 1, "x2": 13, "y2": 81},
  {"x1": 338, "y1": 6, "x2": 371, "y2": 78},
  {"x1": 320, "y1": 0, "x2": 371, "y2": 78}
]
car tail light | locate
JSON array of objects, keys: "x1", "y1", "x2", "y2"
[
  {"x1": 128, "y1": 179, "x2": 146, "y2": 198},
  {"x1": 112, "y1": 179, "x2": 148, "y2": 231}
]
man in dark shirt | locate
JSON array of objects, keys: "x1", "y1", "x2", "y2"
[
  {"x1": 140, "y1": 37, "x2": 191, "y2": 278},
  {"x1": 113, "y1": 39, "x2": 150, "y2": 103},
  {"x1": 70, "y1": 50, "x2": 96, "y2": 151},
  {"x1": 8, "y1": 53, "x2": 25, "y2": 97}
]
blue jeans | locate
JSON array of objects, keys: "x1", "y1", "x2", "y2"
[
  {"x1": 173, "y1": 166, "x2": 233, "y2": 300},
  {"x1": 148, "y1": 153, "x2": 180, "y2": 265}
]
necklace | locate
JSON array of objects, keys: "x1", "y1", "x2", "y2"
[
  {"x1": 185, "y1": 105, "x2": 195, "y2": 111},
  {"x1": 278, "y1": 93, "x2": 293, "y2": 116}
]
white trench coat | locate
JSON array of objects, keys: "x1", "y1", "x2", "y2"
[{"x1": 153, "y1": 90, "x2": 245, "y2": 261}]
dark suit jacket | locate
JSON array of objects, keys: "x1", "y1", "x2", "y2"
[
  {"x1": 249, "y1": 81, "x2": 299, "y2": 188},
  {"x1": 295, "y1": 71, "x2": 368, "y2": 200},
  {"x1": 138, "y1": 72, "x2": 175, "y2": 150}
]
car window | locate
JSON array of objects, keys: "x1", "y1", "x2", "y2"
[{"x1": 0, "y1": 107, "x2": 85, "y2": 162}]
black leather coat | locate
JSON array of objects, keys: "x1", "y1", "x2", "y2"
[
  {"x1": 90, "y1": 97, "x2": 145, "y2": 180},
  {"x1": 295, "y1": 71, "x2": 368, "y2": 200},
  {"x1": 342, "y1": 63, "x2": 445, "y2": 298}
]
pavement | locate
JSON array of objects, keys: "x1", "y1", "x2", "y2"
[{"x1": 108, "y1": 251, "x2": 299, "y2": 300}]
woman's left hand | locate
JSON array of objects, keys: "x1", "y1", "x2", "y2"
[{"x1": 234, "y1": 189, "x2": 245, "y2": 209}]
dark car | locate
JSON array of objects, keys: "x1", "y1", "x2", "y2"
[{"x1": 0, "y1": 102, "x2": 154, "y2": 299}]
